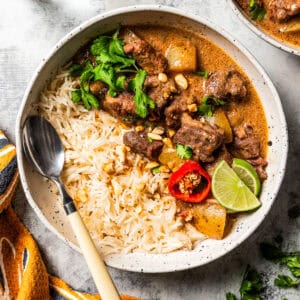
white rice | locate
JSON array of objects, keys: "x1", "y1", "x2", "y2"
[{"x1": 38, "y1": 71, "x2": 206, "y2": 255}]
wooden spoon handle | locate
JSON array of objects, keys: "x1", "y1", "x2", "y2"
[{"x1": 68, "y1": 211, "x2": 120, "y2": 300}]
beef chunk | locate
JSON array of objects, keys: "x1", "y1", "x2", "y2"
[
  {"x1": 164, "y1": 98, "x2": 188, "y2": 128},
  {"x1": 269, "y1": 0, "x2": 300, "y2": 22},
  {"x1": 122, "y1": 29, "x2": 168, "y2": 75},
  {"x1": 248, "y1": 157, "x2": 268, "y2": 181},
  {"x1": 123, "y1": 130, "x2": 163, "y2": 161},
  {"x1": 103, "y1": 92, "x2": 136, "y2": 120},
  {"x1": 205, "y1": 145, "x2": 233, "y2": 177},
  {"x1": 89, "y1": 81, "x2": 107, "y2": 99},
  {"x1": 173, "y1": 113, "x2": 225, "y2": 162},
  {"x1": 230, "y1": 124, "x2": 267, "y2": 180},
  {"x1": 73, "y1": 47, "x2": 97, "y2": 67},
  {"x1": 205, "y1": 70, "x2": 247, "y2": 100},
  {"x1": 231, "y1": 125, "x2": 260, "y2": 159},
  {"x1": 145, "y1": 76, "x2": 178, "y2": 112}
]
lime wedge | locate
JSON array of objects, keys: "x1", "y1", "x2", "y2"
[
  {"x1": 212, "y1": 160, "x2": 261, "y2": 212},
  {"x1": 232, "y1": 158, "x2": 261, "y2": 196}
]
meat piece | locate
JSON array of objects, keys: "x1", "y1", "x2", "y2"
[
  {"x1": 173, "y1": 113, "x2": 225, "y2": 162},
  {"x1": 103, "y1": 92, "x2": 136, "y2": 120},
  {"x1": 123, "y1": 130, "x2": 163, "y2": 161},
  {"x1": 73, "y1": 47, "x2": 97, "y2": 67},
  {"x1": 205, "y1": 70, "x2": 248, "y2": 100},
  {"x1": 269, "y1": 0, "x2": 300, "y2": 22},
  {"x1": 122, "y1": 29, "x2": 168, "y2": 75},
  {"x1": 247, "y1": 157, "x2": 268, "y2": 181},
  {"x1": 205, "y1": 145, "x2": 233, "y2": 177},
  {"x1": 145, "y1": 76, "x2": 178, "y2": 111},
  {"x1": 89, "y1": 81, "x2": 107, "y2": 99},
  {"x1": 164, "y1": 98, "x2": 188, "y2": 128},
  {"x1": 231, "y1": 125, "x2": 260, "y2": 159},
  {"x1": 230, "y1": 124, "x2": 267, "y2": 180}
]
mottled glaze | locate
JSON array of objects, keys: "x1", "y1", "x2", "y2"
[{"x1": 15, "y1": 6, "x2": 288, "y2": 273}]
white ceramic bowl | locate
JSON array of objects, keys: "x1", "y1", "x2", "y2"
[
  {"x1": 16, "y1": 5, "x2": 288, "y2": 273},
  {"x1": 228, "y1": 0, "x2": 300, "y2": 56}
]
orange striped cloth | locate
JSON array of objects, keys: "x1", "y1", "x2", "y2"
[{"x1": 0, "y1": 130, "x2": 139, "y2": 300}]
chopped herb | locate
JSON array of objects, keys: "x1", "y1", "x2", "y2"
[
  {"x1": 239, "y1": 265, "x2": 264, "y2": 300},
  {"x1": 93, "y1": 64, "x2": 118, "y2": 96},
  {"x1": 90, "y1": 30, "x2": 136, "y2": 69},
  {"x1": 249, "y1": 0, "x2": 266, "y2": 21},
  {"x1": 226, "y1": 292, "x2": 237, "y2": 300},
  {"x1": 261, "y1": 242, "x2": 300, "y2": 278},
  {"x1": 152, "y1": 166, "x2": 160, "y2": 174},
  {"x1": 194, "y1": 70, "x2": 210, "y2": 79},
  {"x1": 69, "y1": 64, "x2": 84, "y2": 77},
  {"x1": 147, "y1": 136, "x2": 153, "y2": 143},
  {"x1": 129, "y1": 69, "x2": 155, "y2": 118},
  {"x1": 176, "y1": 144, "x2": 193, "y2": 159},
  {"x1": 71, "y1": 89, "x2": 82, "y2": 103},
  {"x1": 116, "y1": 75, "x2": 126, "y2": 90},
  {"x1": 274, "y1": 275, "x2": 299, "y2": 288},
  {"x1": 198, "y1": 95, "x2": 226, "y2": 117}
]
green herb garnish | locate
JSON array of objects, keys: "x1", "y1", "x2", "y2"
[
  {"x1": 239, "y1": 265, "x2": 264, "y2": 300},
  {"x1": 274, "y1": 275, "x2": 299, "y2": 288},
  {"x1": 198, "y1": 95, "x2": 226, "y2": 117},
  {"x1": 129, "y1": 69, "x2": 155, "y2": 118},
  {"x1": 261, "y1": 242, "x2": 300, "y2": 278},
  {"x1": 249, "y1": 0, "x2": 266, "y2": 21},
  {"x1": 147, "y1": 136, "x2": 153, "y2": 143},
  {"x1": 194, "y1": 70, "x2": 210, "y2": 79},
  {"x1": 176, "y1": 144, "x2": 193, "y2": 159},
  {"x1": 152, "y1": 166, "x2": 160, "y2": 174}
]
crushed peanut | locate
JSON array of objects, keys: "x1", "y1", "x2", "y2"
[
  {"x1": 135, "y1": 125, "x2": 145, "y2": 132},
  {"x1": 152, "y1": 126, "x2": 165, "y2": 135},
  {"x1": 174, "y1": 74, "x2": 188, "y2": 90},
  {"x1": 158, "y1": 73, "x2": 168, "y2": 83},
  {"x1": 145, "y1": 161, "x2": 160, "y2": 170},
  {"x1": 187, "y1": 103, "x2": 198, "y2": 112},
  {"x1": 163, "y1": 137, "x2": 173, "y2": 148},
  {"x1": 148, "y1": 132, "x2": 163, "y2": 140}
]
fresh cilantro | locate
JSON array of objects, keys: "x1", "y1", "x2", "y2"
[
  {"x1": 152, "y1": 166, "x2": 160, "y2": 174},
  {"x1": 147, "y1": 136, "x2": 153, "y2": 143},
  {"x1": 226, "y1": 292, "x2": 237, "y2": 300},
  {"x1": 71, "y1": 89, "x2": 82, "y2": 103},
  {"x1": 176, "y1": 144, "x2": 193, "y2": 159},
  {"x1": 249, "y1": 0, "x2": 266, "y2": 21},
  {"x1": 129, "y1": 69, "x2": 155, "y2": 118},
  {"x1": 274, "y1": 275, "x2": 299, "y2": 288},
  {"x1": 94, "y1": 64, "x2": 118, "y2": 96},
  {"x1": 116, "y1": 75, "x2": 126, "y2": 90},
  {"x1": 198, "y1": 95, "x2": 226, "y2": 117},
  {"x1": 239, "y1": 265, "x2": 264, "y2": 300},
  {"x1": 69, "y1": 64, "x2": 84, "y2": 77},
  {"x1": 81, "y1": 90, "x2": 99, "y2": 110},
  {"x1": 194, "y1": 70, "x2": 210, "y2": 79},
  {"x1": 281, "y1": 256, "x2": 300, "y2": 278},
  {"x1": 261, "y1": 242, "x2": 300, "y2": 278},
  {"x1": 90, "y1": 30, "x2": 136, "y2": 69}
]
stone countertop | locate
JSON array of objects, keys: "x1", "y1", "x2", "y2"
[{"x1": 1, "y1": 0, "x2": 299, "y2": 299}]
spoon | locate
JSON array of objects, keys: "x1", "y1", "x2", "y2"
[{"x1": 22, "y1": 115, "x2": 120, "y2": 300}]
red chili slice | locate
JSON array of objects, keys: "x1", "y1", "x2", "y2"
[{"x1": 168, "y1": 160, "x2": 211, "y2": 203}]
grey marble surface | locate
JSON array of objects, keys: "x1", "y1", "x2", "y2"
[{"x1": 0, "y1": 0, "x2": 300, "y2": 299}]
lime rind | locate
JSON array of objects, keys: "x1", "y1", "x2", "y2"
[
  {"x1": 232, "y1": 158, "x2": 261, "y2": 196},
  {"x1": 212, "y1": 160, "x2": 261, "y2": 212}
]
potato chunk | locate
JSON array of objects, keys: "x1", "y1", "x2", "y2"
[
  {"x1": 213, "y1": 110, "x2": 233, "y2": 143},
  {"x1": 192, "y1": 199, "x2": 227, "y2": 239},
  {"x1": 165, "y1": 41, "x2": 197, "y2": 72}
]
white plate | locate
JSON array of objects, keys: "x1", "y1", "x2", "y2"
[
  {"x1": 228, "y1": 0, "x2": 300, "y2": 56},
  {"x1": 16, "y1": 5, "x2": 288, "y2": 273}
]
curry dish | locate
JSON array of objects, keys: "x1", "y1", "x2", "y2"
[
  {"x1": 38, "y1": 25, "x2": 268, "y2": 254},
  {"x1": 236, "y1": 0, "x2": 300, "y2": 49}
]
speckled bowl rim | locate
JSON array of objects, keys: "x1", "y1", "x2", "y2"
[
  {"x1": 16, "y1": 5, "x2": 288, "y2": 273},
  {"x1": 228, "y1": 0, "x2": 300, "y2": 56}
]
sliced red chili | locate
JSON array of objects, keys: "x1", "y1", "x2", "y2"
[{"x1": 168, "y1": 160, "x2": 211, "y2": 203}]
